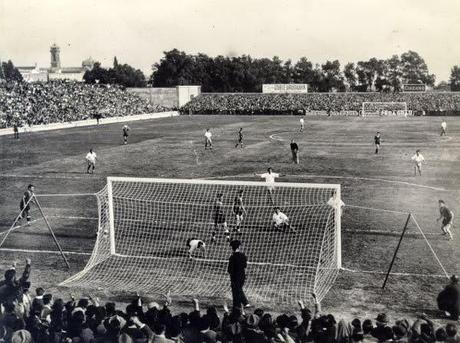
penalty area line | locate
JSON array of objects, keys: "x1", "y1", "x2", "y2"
[
  {"x1": 341, "y1": 267, "x2": 449, "y2": 279},
  {"x1": 0, "y1": 247, "x2": 91, "y2": 256}
]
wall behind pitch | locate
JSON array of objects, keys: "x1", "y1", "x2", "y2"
[{"x1": 128, "y1": 88, "x2": 178, "y2": 108}]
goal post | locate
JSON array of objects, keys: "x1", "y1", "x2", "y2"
[
  {"x1": 362, "y1": 102, "x2": 409, "y2": 116},
  {"x1": 61, "y1": 177, "x2": 342, "y2": 304}
]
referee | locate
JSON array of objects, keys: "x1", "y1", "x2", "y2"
[{"x1": 228, "y1": 240, "x2": 251, "y2": 309}]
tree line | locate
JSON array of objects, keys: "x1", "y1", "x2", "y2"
[{"x1": 2, "y1": 52, "x2": 460, "y2": 92}]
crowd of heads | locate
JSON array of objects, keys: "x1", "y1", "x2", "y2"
[
  {"x1": 0, "y1": 80, "x2": 170, "y2": 128},
  {"x1": 180, "y1": 92, "x2": 460, "y2": 115},
  {"x1": 1, "y1": 260, "x2": 460, "y2": 343}
]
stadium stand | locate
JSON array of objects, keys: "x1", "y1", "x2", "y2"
[
  {"x1": 180, "y1": 92, "x2": 460, "y2": 115},
  {"x1": 0, "y1": 81, "x2": 171, "y2": 128},
  {"x1": 1, "y1": 260, "x2": 459, "y2": 343}
]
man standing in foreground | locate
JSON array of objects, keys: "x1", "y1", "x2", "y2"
[
  {"x1": 290, "y1": 139, "x2": 299, "y2": 164},
  {"x1": 228, "y1": 240, "x2": 251, "y2": 309}
]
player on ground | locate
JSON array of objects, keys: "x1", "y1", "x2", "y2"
[
  {"x1": 300, "y1": 118, "x2": 305, "y2": 132},
  {"x1": 441, "y1": 120, "x2": 447, "y2": 136},
  {"x1": 254, "y1": 168, "x2": 284, "y2": 205},
  {"x1": 272, "y1": 207, "x2": 296, "y2": 233},
  {"x1": 235, "y1": 128, "x2": 244, "y2": 148},
  {"x1": 186, "y1": 238, "x2": 206, "y2": 259},
  {"x1": 437, "y1": 200, "x2": 454, "y2": 240},
  {"x1": 411, "y1": 149, "x2": 425, "y2": 176},
  {"x1": 212, "y1": 193, "x2": 229, "y2": 242},
  {"x1": 86, "y1": 149, "x2": 97, "y2": 174},
  {"x1": 374, "y1": 132, "x2": 381, "y2": 154},
  {"x1": 122, "y1": 125, "x2": 130, "y2": 144},
  {"x1": 233, "y1": 190, "x2": 246, "y2": 235},
  {"x1": 204, "y1": 129, "x2": 213, "y2": 150},
  {"x1": 18, "y1": 184, "x2": 35, "y2": 226}
]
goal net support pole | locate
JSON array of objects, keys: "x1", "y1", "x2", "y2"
[
  {"x1": 61, "y1": 177, "x2": 342, "y2": 304},
  {"x1": 0, "y1": 194, "x2": 70, "y2": 269}
]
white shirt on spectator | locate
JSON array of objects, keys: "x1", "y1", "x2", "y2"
[
  {"x1": 411, "y1": 153, "x2": 425, "y2": 164},
  {"x1": 273, "y1": 211, "x2": 289, "y2": 225},
  {"x1": 86, "y1": 152, "x2": 97, "y2": 163}
]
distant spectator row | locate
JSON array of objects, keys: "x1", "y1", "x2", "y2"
[
  {"x1": 0, "y1": 80, "x2": 170, "y2": 128},
  {"x1": 180, "y1": 92, "x2": 460, "y2": 115}
]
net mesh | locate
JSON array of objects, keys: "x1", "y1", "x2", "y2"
[{"x1": 61, "y1": 177, "x2": 341, "y2": 304}]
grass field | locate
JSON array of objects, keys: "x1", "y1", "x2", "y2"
[{"x1": 0, "y1": 114, "x2": 459, "y2": 319}]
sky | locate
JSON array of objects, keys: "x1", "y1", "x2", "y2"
[{"x1": 0, "y1": 0, "x2": 459, "y2": 82}]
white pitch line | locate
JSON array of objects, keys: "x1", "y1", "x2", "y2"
[
  {"x1": 341, "y1": 267, "x2": 449, "y2": 279},
  {"x1": 0, "y1": 173, "x2": 97, "y2": 180},
  {"x1": 0, "y1": 247, "x2": 91, "y2": 256}
]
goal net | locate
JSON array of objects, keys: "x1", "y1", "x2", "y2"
[
  {"x1": 61, "y1": 177, "x2": 341, "y2": 304},
  {"x1": 362, "y1": 102, "x2": 409, "y2": 116}
]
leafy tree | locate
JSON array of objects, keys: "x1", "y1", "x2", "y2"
[
  {"x1": 112, "y1": 63, "x2": 146, "y2": 87},
  {"x1": 386, "y1": 55, "x2": 402, "y2": 92},
  {"x1": 320, "y1": 60, "x2": 344, "y2": 92},
  {"x1": 434, "y1": 80, "x2": 450, "y2": 92},
  {"x1": 83, "y1": 62, "x2": 110, "y2": 84},
  {"x1": 449, "y1": 66, "x2": 460, "y2": 91},
  {"x1": 113, "y1": 56, "x2": 119, "y2": 68},
  {"x1": 343, "y1": 63, "x2": 357, "y2": 91},
  {"x1": 400, "y1": 50, "x2": 435, "y2": 86},
  {"x1": 1, "y1": 60, "x2": 23, "y2": 82}
]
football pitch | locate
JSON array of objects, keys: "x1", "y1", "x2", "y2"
[{"x1": 0, "y1": 114, "x2": 459, "y2": 317}]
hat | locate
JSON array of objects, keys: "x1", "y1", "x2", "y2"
[
  {"x1": 393, "y1": 325, "x2": 407, "y2": 338},
  {"x1": 11, "y1": 330, "x2": 32, "y2": 343},
  {"x1": 288, "y1": 315, "x2": 299, "y2": 329},
  {"x1": 376, "y1": 313, "x2": 389, "y2": 325},
  {"x1": 147, "y1": 301, "x2": 160, "y2": 310},
  {"x1": 450, "y1": 275, "x2": 459, "y2": 283},
  {"x1": 246, "y1": 314, "x2": 260, "y2": 327}
]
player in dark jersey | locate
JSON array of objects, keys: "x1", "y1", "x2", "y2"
[
  {"x1": 19, "y1": 184, "x2": 35, "y2": 225},
  {"x1": 212, "y1": 193, "x2": 229, "y2": 242},
  {"x1": 374, "y1": 132, "x2": 381, "y2": 154},
  {"x1": 233, "y1": 190, "x2": 246, "y2": 235},
  {"x1": 235, "y1": 128, "x2": 244, "y2": 148},
  {"x1": 122, "y1": 125, "x2": 130, "y2": 145},
  {"x1": 437, "y1": 200, "x2": 454, "y2": 240}
]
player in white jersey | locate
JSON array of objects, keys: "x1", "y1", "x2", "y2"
[
  {"x1": 411, "y1": 149, "x2": 425, "y2": 176},
  {"x1": 85, "y1": 149, "x2": 97, "y2": 174},
  {"x1": 327, "y1": 191, "x2": 345, "y2": 218},
  {"x1": 299, "y1": 118, "x2": 305, "y2": 132},
  {"x1": 441, "y1": 120, "x2": 447, "y2": 136},
  {"x1": 204, "y1": 129, "x2": 213, "y2": 150},
  {"x1": 233, "y1": 190, "x2": 246, "y2": 234},
  {"x1": 272, "y1": 207, "x2": 296, "y2": 233},
  {"x1": 254, "y1": 167, "x2": 284, "y2": 205},
  {"x1": 186, "y1": 238, "x2": 206, "y2": 259}
]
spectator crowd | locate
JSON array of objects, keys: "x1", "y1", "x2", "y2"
[
  {"x1": 180, "y1": 93, "x2": 460, "y2": 115},
  {"x1": 0, "y1": 80, "x2": 170, "y2": 128},
  {"x1": 1, "y1": 259, "x2": 459, "y2": 343}
]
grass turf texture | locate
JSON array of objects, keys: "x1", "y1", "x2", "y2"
[{"x1": 0, "y1": 115, "x2": 459, "y2": 318}]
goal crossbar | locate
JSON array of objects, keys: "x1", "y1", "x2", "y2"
[{"x1": 61, "y1": 177, "x2": 342, "y2": 304}]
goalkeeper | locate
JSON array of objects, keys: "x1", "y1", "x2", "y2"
[{"x1": 272, "y1": 207, "x2": 296, "y2": 233}]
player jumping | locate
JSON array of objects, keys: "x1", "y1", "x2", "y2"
[
  {"x1": 205, "y1": 129, "x2": 213, "y2": 150},
  {"x1": 272, "y1": 207, "x2": 296, "y2": 233},
  {"x1": 254, "y1": 167, "x2": 284, "y2": 205},
  {"x1": 374, "y1": 132, "x2": 381, "y2": 154},
  {"x1": 212, "y1": 193, "x2": 229, "y2": 242},
  {"x1": 233, "y1": 190, "x2": 246, "y2": 235},
  {"x1": 437, "y1": 200, "x2": 454, "y2": 240},
  {"x1": 18, "y1": 184, "x2": 35, "y2": 226},
  {"x1": 122, "y1": 125, "x2": 130, "y2": 144},
  {"x1": 86, "y1": 149, "x2": 97, "y2": 174},
  {"x1": 186, "y1": 238, "x2": 206, "y2": 259},
  {"x1": 411, "y1": 149, "x2": 425, "y2": 176},
  {"x1": 235, "y1": 128, "x2": 244, "y2": 148}
]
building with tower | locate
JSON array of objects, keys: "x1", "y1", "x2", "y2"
[{"x1": 18, "y1": 43, "x2": 95, "y2": 82}]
